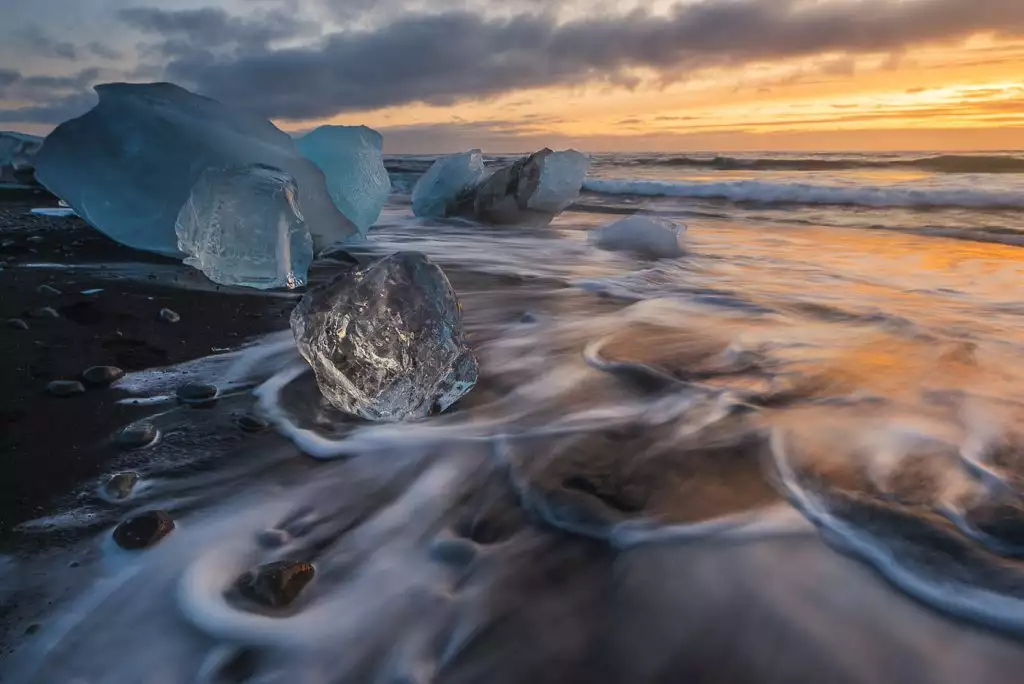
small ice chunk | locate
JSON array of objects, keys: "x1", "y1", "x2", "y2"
[
  {"x1": 30, "y1": 207, "x2": 77, "y2": 217},
  {"x1": 412, "y1": 150, "x2": 486, "y2": 218},
  {"x1": 589, "y1": 215, "x2": 685, "y2": 258},
  {"x1": 291, "y1": 251, "x2": 478, "y2": 422},
  {"x1": 175, "y1": 164, "x2": 313, "y2": 289},
  {"x1": 295, "y1": 126, "x2": 390, "y2": 234},
  {"x1": 0, "y1": 131, "x2": 43, "y2": 187}
]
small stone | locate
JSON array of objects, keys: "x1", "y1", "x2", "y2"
[
  {"x1": 37, "y1": 284, "x2": 62, "y2": 296},
  {"x1": 114, "y1": 424, "x2": 158, "y2": 450},
  {"x1": 82, "y1": 365, "x2": 125, "y2": 386},
  {"x1": 103, "y1": 471, "x2": 141, "y2": 499},
  {"x1": 26, "y1": 235, "x2": 44, "y2": 243},
  {"x1": 158, "y1": 308, "x2": 181, "y2": 323},
  {"x1": 24, "y1": 623, "x2": 41, "y2": 635},
  {"x1": 30, "y1": 307, "x2": 60, "y2": 319},
  {"x1": 7, "y1": 318, "x2": 29, "y2": 330},
  {"x1": 176, "y1": 383, "x2": 218, "y2": 405},
  {"x1": 255, "y1": 529, "x2": 291, "y2": 549},
  {"x1": 236, "y1": 414, "x2": 269, "y2": 433},
  {"x1": 520, "y1": 311, "x2": 539, "y2": 324},
  {"x1": 112, "y1": 510, "x2": 175, "y2": 550},
  {"x1": 68, "y1": 560, "x2": 80, "y2": 568},
  {"x1": 234, "y1": 561, "x2": 315, "y2": 609},
  {"x1": 47, "y1": 380, "x2": 85, "y2": 397}
]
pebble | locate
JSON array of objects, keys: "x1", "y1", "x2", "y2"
[
  {"x1": 176, "y1": 383, "x2": 218, "y2": 405},
  {"x1": 255, "y1": 529, "x2": 291, "y2": 549},
  {"x1": 112, "y1": 510, "x2": 175, "y2": 550},
  {"x1": 236, "y1": 414, "x2": 269, "y2": 433},
  {"x1": 24, "y1": 623, "x2": 41, "y2": 635},
  {"x1": 82, "y1": 365, "x2": 125, "y2": 386},
  {"x1": 47, "y1": 380, "x2": 85, "y2": 397},
  {"x1": 26, "y1": 235, "x2": 44, "y2": 243},
  {"x1": 37, "y1": 284, "x2": 62, "y2": 296},
  {"x1": 520, "y1": 311, "x2": 539, "y2": 324},
  {"x1": 30, "y1": 306, "x2": 60, "y2": 319},
  {"x1": 158, "y1": 308, "x2": 181, "y2": 324},
  {"x1": 103, "y1": 471, "x2": 141, "y2": 499},
  {"x1": 234, "y1": 561, "x2": 315, "y2": 609},
  {"x1": 7, "y1": 318, "x2": 29, "y2": 330},
  {"x1": 114, "y1": 424, "x2": 158, "y2": 450}
]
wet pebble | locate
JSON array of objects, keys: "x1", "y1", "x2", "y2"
[
  {"x1": 158, "y1": 307, "x2": 181, "y2": 324},
  {"x1": 47, "y1": 380, "x2": 85, "y2": 397},
  {"x1": 103, "y1": 471, "x2": 141, "y2": 499},
  {"x1": 520, "y1": 311, "x2": 539, "y2": 324},
  {"x1": 82, "y1": 365, "x2": 125, "y2": 386},
  {"x1": 30, "y1": 306, "x2": 60, "y2": 319},
  {"x1": 176, "y1": 383, "x2": 218, "y2": 405},
  {"x1": 236, "y1": 414, "x2": 269, "y2": 433},
  {"x1": 234, "y1": 561, "x2": 315, "y2": 609},
  {"x1": 255, "y1": 529, "x2": 291, "y2": 549},
  {"x1": 114, "y1": 424, "x2": 158, "y2": 450},
  {"x1": 37, "y1": 284, "x2": 62, "y2": 296},
  {"x1": 113, "y1": 510, "x2": 175, "y2": 550},
  {"x1": 7, "y1": 318, "x2": 29, "y2": 330},
  {"x1": 24, "y1": 623, "x2": 41, "y2": 635}
]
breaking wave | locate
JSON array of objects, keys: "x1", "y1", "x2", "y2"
[{"x1": 620, "y1": 153, "x2": 1024, "y2": 174}]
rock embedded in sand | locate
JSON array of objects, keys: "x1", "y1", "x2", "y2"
[
  {"x1": 47, "y1": 380, "x2": 85, "y2": 397},
  {"x1": 82, "y1": 365, "x2": 125, "y2": 386},
  {"x1": 291, "y1": 251, "x2": 478, "y2": 422},
  {"x1": 158, "y1": 307, "x2": 181, "y2": 324},
  {"x1": 114, "y1": 423, "x2": 159, "y2": 450},
  {"x1": 103, "y1": 471, "x2": 141, "y2": 499},
  {"x1": 233, "y1": 561, "x2": 315, "y2": 609},
  {"x1": 112, "y1": 510, "x2": 175, "y2": 549},
  {"x1": 30, "y1": 306, "x2": 60, "y2": 319},
  {"x1": 236, "y1": 414, "x2": 269, "y2": 433},
  {"x1": 176, "y1": 383, "x2": 218, "y2": 405},
  {"x1": 7, "y1": 318, "x2": 29, "y2": 330}
]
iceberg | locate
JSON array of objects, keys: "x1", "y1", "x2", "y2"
[
  {"x1": 295, "y1": 125, "x2": 390, "y2": 234},
  {"x1": 412, "y1": 150, "x2": 486, "y2": 218},
  {"x1": 589, "y1": 215, "x2": 685, "y2": 258},
  {"x1": 175, "y1": 164, "x2": 313, "y2": 289},
  {"x1": 34, "y1": 82, "x2": 356, "y2": 257},
  {"x1": 291, "y1": 251, "x2": 478, "y2": 422},
  {"x1": 458, "y1": 148, "x2": 589, "y2": 225},
  {"x1": 0, "y1": 131, "x2": 43, "y2": 187}
]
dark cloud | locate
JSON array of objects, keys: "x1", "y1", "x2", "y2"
[
  {"x1": 128, "y1": 0, "x2": 1024, "y2": 121},
  {"x1": 0, "y1": 92, "x2": 97, "y2": 124},
  {"x1": 87, "y1": 42, "x2": 124, "y2": 60},
  {"x1": 0, "y1": 68, "x2": 103, "y2": 124},
  {"x1": 21, "y1": 24, "x2": 79, "y2": 60}
]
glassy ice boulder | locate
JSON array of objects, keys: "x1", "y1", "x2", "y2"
[
  {"x1": 34, "y1": 82, "x2": 356, "y2": 256},
  {"x1": 457, "y1": 148, "x2": 589, "y2": 225},
  {"x1": 295, "y1": 125, "x2": 389, "y2": 235},
  {"x1": 589, "y1": 215, "x2": 685, "y2": 259},
  {"x1": 0, "y1": 131, "x2": 43, "y2": 187},
  {"x1": 291, "y1": 252, "x2": 478, "y2": 422},
  {"x1": 412, "y1": 150, "x2": 486, "y2": 218},
  {"x1": 175, "y1": 164, "x2": 313, "y2": 289}
]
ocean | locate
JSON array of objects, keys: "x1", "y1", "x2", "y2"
[{"x1": 6, "y1": 149, "x2": 1024, "y2": 682}]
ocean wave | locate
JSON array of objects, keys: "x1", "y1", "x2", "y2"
[
  {"x1": 621, "y1": 154, "x2": 1024, "y2": 174},
  {"x1": 582, "y1": 178, "x2": 1024, "y2": 209}
]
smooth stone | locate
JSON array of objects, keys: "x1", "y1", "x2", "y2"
[
  {"x1": 7, "y1": 318, "x2": 29, "y2": 330},
  {"x1": 236, "y1": 414, "x2": 269, "y2": 433},
  {"x1": 37, "y1": 284, "x2": 62, "y2": 296},
  {"x1": 234, "y1": 561, "x2": 315, "y2": 609},
  {"x1": 30, "y1": 306, "x2": 60, "y2": 319},
  {"x1": 47, "y1": 380, "x2": 85, "y2": 397},
  {"x1": 520, "y1": 311, "x2": 539, "y2": 323},
  {"x1": 82, "y1": 365, "x2": 125, "y2": 386},
  {"x1": 24, "y1": 623, "x2": 41, "y2": 635},
  {"x1": 176, "y1": 383, "x2": 218, "y2": 405},
  {"x1": 112, "y1": 510, "x2": 175, "y2": 550},
  {"x1": 104, "y1": 471, "x2": 141, "y2": 499},
  {"x1": 428, "y1": 536, "x2": 480, "y2": 568},
  {"x1": 158, "y1": 308, "x2": 181, "y2": 324},
  {"x1": 114, "y1": 424, "x2": 158, "y2": 450},
  {"x1": 255, "y1": 529, "x2": 291, "y2": 549}
]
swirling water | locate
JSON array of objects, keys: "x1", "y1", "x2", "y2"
[{"x1": 5, "y1": 151, "x2": 1024, "y2": 683}]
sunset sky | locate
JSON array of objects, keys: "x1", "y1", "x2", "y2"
[{"x1": 1, "y1": 0, "x2": 1023, "y2": 152}]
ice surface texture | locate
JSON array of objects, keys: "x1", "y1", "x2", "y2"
[
  {"x1": 175, "y1": 164, "x2": 313, "y2": 289},
  {"x1": 456, "y1": 148, "x2": 589, "y2": 225},
  {"x1": 589, "y1": 215, "x2": 686, "y2": 259},
  {"x1": 295, "y1": 125, "x2": 390, "y2": 234},
  {"x1": 34, "y1": 82, "x2": 355, "y2": 256},
  {"x1": 291, "y1": 251, "x2": 478, "y2": 422},
  {"x1": 0, "y1": 131, "x2": 43, "y2": 187},
  {"x1": 412, "y1": 150, "x2": 486, "y2": 218}
]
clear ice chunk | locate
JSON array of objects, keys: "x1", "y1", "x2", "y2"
[
  {"x1": 34, "y1": 82, "x2": 356, "y2": 256},
  {"x1": 0, "y1": 131, "x2": 43, "y2": 187},
  {"x1": 291, "y1": 251, "x2": 478, "y2": 422},
  {"x1": 589, "y1": 215, "x2": 685, "y2": 259},
  {"x1": 412, "y1": 150, "x2": 486, "y2": 218},
  {"x1": 175, "y1": 164, "x2": 313, "y2": 289},
  {"x1": 460, "y1": 148, "x2": 589, "y2": 225},
  {"x1": 295, "y1": 125, "x2": 390, "y2": 235}
]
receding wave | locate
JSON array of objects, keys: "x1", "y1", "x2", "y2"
[
  {"x1": 627, "y1": 154, "x2": 1024, "y2": 174},
  {"x1": 583, "y1": 178, "x2": 1024, "y2": 209}
]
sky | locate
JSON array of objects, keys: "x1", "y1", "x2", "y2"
[{"x1": 1, "y1": 0, "x2": 1023, "y2": 152}]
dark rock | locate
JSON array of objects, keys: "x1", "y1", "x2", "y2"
[
  {"x1": 68, "y1": 560, "x2": 80, "y2": 568},
  {"x1": 114, "y1": 423, "x2": 158, "y2": 450},
  {"x1": 112, "y1": 510, "x2": 175, "y2": 550},
  {"x1": 7, "y1": 318, "x2": 29, "y2": 330},
  {"x1": 24, "y1": 623, "x2": 41, "y2": 635},
  {"x1": 158, "y1": 307, "x2": 181, "y2": 324},
  {"x1": 236, "y1": 414, "x2": 269, "y2": 433},
  {"x1": 255, "y1": 529, "x2": 291, "y2": 549},
  {"x1": 47, "y1": 380, "x2": 85, "y2": 397},
  {"x1": 26, "y1": 235, "x2": 44, "y2": 244},
  {"x1": 82, "y1": 365, "x2": 125, "y2": 386},
  {"x1": 30, "y1": 306, "x2": 60, "y2": 319},
  {"x1": 36, "y1": 284, "x2": 62, "y2": 296},
  {"x1": 520, "y1": 311, "x2": 539, "y2": 323},
  {"x1": 176, "y1": 383, "x2": 218, "y2": 405},
  {"x1": 234, "y1": 561, "x2": 315, "y2": 609},
  {"x1": 103, "y1": 471, "x2": 141, "y2": 499}
]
